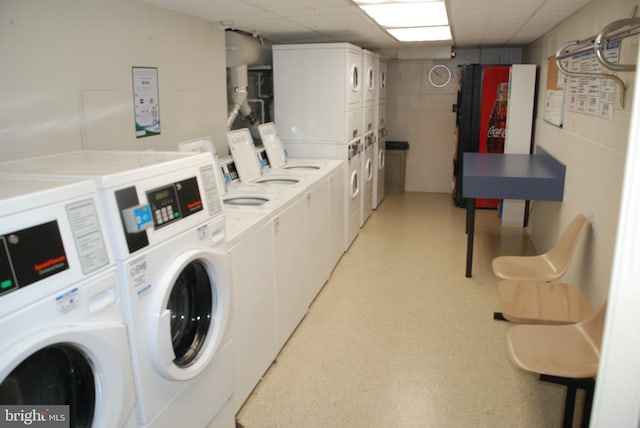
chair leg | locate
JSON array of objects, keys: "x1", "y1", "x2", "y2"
[
  {"x1": 539, "y1": 375, "x2": 595, "y2": 428},
  {"x1": 493, "y1": 312, "x2": 508, "y2": 321},
  {"x1": 580, "y1": 378, "x2": 595, "y2": 428},
  {"x1": 562, "y1": 384, "x2": 577, "y2": 428}
]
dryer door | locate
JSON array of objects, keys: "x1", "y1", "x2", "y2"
[
  {"x1": 150, "y1": 249, "x2": 230, "y2": 381},
  {"x1": 365, "y1": 157, "x2": 373, "y2": 183},
  {"x1": 350, "y1": 169, "x2": 360, "y2": 200}
]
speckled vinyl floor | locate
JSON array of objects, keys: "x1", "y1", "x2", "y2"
[{"x1": 236, "y1": 192, "x2": 568, "y2": 428}]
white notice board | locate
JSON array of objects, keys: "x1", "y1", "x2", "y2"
[{"x1": 565, "y1": 41, "x2": 620, "y2": 120}]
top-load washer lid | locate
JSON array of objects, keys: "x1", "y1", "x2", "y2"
[
  {"x1": 258, "y1": 122, "x2": 322, "y2": 171},
  {"x1": 258, "y1": 122, "x2": 287, "y2": 169},
  {"x1": 177, "y1": 136, "x2": 290, "y2": 207},
  {"x1": 226, "y1": 128, "x2": 263, "y2": 183},
  {"x1": 227, "y1": 128, "x2": 303, "y2": 186}
]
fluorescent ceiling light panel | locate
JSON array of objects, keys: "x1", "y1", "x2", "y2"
[
  {"x1": 387, "y1": 26, "x2": 452, "y2": 42},
  {"x1": 360, "y1": 2, "x2": 449, "y2": 28},
  {"x1": 355, "y1": 0, "x2": 430, "y2": 3}
]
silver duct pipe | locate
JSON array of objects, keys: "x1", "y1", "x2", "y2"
[{"x1": 225, "y1": 31, "x2": 271, "y2": 130}]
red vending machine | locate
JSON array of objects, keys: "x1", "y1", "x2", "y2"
[
  {"x1": 452, "y1": 64, "x2": 511, "y2": 209},
  {"x1": 476, "y1": 66, "x2": 510, "y2": 208}
]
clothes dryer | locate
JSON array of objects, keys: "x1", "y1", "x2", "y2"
[
  {"x1": 360, "y1": 131, "x2": 374, "y2": 226},
  {"x1": 373, "y1": 126, "x2": 386, "y2": 209},
  {"x1": 0, "y1": 176, "x2": 136, "y2": 428},
  {"x1": 0, "y1": 152, "x2": 235, "y2": 428}
]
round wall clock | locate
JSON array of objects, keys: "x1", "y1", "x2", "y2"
[{"x1": 428, "y1": 64, "x2": 452, "y2": 88}]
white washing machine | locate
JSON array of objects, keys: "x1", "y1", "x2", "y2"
[
  {"x1": 256, "y1": 123, "x2": 344, "y2": 301},
  {"x1": 225, "y1": 129, "x2": 316, "y2": 351},
  {"x1": 258, "y1": 122, "x2": 346, "y2": 284},
  {"x1": 178, "y1": 137, "x2": 289, "y2": 414},
  {"x1": 360, "y1": 131, "x2": 374, "y2": 226},
  {"x1": 373, "y1": 126, "x2": 386, "y2": 209},
  {"x1": 0, "y1": 176, "x2": 136, "y2": 428},
  {"x1": 0, "y1": 151, "x2": 235, "y2": 428},
  {"x1": 284, "y1": 138, "x2": 361, "y2": 251}
]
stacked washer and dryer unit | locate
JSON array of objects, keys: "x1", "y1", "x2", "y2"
[
  {"x1": 373, "y1": 57, "x2": 387, "y2": 209},
  {"x1": 273, "y1": 42, "x2": 364, "y2": 251},
  {"x1": 0, "y1": 176, "x2": 137, "y2": 427},
  {"x1": 361, "y1": 49, "x2": 377, "y2": 225},
  {"x1": 0, "y1": 151, "x2": 235, "y2": 428}
]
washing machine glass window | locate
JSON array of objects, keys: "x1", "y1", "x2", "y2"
[
  {"x1": 0, "y1": 344, "x2": 95, "y2": 425},
  {"x1": 169, "y1": 260, "x2": 214, "y2": 367},
  {"x1": 351, "y1": 64, "x2": 360, "y2": 92}
]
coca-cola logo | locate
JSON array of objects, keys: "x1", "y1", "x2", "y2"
[{"x1": 488, "y1": 125, "x2": 506, "y2": 139}]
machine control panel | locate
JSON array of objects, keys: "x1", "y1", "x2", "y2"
[
  {"x1": 0, "y1": 221, "x2": 69, "y2": 298},
  {"x1": 146, "y1": 176, "x2": 203, "y2": 229}
]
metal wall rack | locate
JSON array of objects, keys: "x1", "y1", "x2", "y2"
[{"x1": 554, "y1": 10, "x2": 640, "y2": 107}]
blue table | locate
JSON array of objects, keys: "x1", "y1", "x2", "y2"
[{"x1": 462, "y1": 152, "x2": 566, "y2": 277}]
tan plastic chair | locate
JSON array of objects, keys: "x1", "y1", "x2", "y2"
[
  {"x1": 492, "y1": 214, "x2": 590, "y2": 282},
  {"x1": 495, "y1": 280, "x2": 594, "y2": 324},
  {"x1": 505, "y1": 303, "x2": 606, "y2": 428}
]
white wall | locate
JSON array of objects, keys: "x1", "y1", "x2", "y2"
[
  {"x1": 385, "y1": 48, "x2": 522, "y2": 193},
  {"x1": 0, "y1": 0, "x2": 229, "y2": 160},
  {"x1": 524, "y1": 0, "x2": 639, "y2": 306}
]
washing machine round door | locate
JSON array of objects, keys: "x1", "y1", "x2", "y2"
[
  {"x1": 366, "y1": 158, "x2": 373, "y2": 182},
  {"x1": 350, "y1": 170, "x2": 360, "y2": 200},
  {"x1": 0, "y1": 345, "x2": 95, "y2": 424},
  {"x1": 378, "y1": 149, "x2": 385, "y2": 170},
  {"x1": 150, "y1": 250, "x2": 230, "y2": 381},
  {"x1": 169, "y1": 260, "x2": 213, "y2": 367},
  {"x1": 351, "y1": 64, "x2": 360, "y2": 93},
  {"x1": 0, "y1": 323, "x2": 135, "y2": 428}
]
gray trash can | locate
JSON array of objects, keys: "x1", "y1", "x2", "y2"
[{"x1": 384, "y1": 141, "x2": 409, "y2": 194}]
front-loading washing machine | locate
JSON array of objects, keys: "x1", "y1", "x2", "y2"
[
  {"x1": 0, "y1": 151, "x2": 235, "y2": 428},
  {"x1": 0, "y1": 176, "x2": 136, "y2": 428}
]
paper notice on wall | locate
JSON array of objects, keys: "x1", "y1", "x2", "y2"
[
  {"x1": 132, "y1": 66, "x2": 161, "y2": 138},
  {"x1": 565, "y1": 41, "x2": 620, "y2": 120}
]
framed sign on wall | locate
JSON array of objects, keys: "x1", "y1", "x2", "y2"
[{"x1": 132, "y1": 66, "x2": 161, "y2": 138}]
